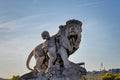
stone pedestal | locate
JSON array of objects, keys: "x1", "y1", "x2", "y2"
[{"x1": 20, "y1": 63, "x2": 86, "y2": 80}]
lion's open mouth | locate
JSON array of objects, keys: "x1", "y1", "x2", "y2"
[{"x1": 68, "y1": 35, "x2": 78, "y2": 44}]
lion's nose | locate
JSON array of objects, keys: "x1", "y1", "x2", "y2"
[{"x1": 71, "y1": 27, "x2": 75, "y2": 31}]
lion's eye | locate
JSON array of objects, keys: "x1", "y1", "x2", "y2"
[
  {"x1": 74, "y1": 25, "x2": 77, "y2": 27},
  {"x1": 70, "y1": 25, "x2": 73, "y2": 27},
  {"x1": 74, "y1": 24, "x2": 78, "y2": 27}
]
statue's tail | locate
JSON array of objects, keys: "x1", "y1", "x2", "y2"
[{"x1": 26, "y1": 50, "x2": 34, "y2": 71}]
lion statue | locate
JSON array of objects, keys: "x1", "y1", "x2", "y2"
[
  {"x1": 57, "y1": 19, "x2": 82, "y2": 68},
  {"x1": 26, "y1": 19, "x2": 82, "y2": 72}
]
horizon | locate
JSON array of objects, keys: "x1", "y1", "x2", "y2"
[{"x1": 0, "y1": 0, "x2": 120, "y2": 78}]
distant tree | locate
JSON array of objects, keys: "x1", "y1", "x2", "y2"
[
  {"x1": 102, "y1": 73, "x2": 113, "y2": 80},
  {"x1": 115, "y1": 74, "x2": 120, "y2": 80},
  {"x1": 102, "y1": 73, "x2": 120, "y2": 80},
  {"x1": 10, "y1": 75, "x2": 20, "y2": 80},
  {"x1": 83, "y1": 75, "x2": 87, "y2": 80}
]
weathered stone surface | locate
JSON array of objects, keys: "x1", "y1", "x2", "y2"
[{"x1": 20, "y1": 64, "x2": 86, "y2": 80}]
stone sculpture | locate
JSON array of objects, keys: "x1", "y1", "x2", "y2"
[
  {"x1": 20, "y1": 19, "x2": 86, "y2": 80},
  {"x1": 41, "y1": 31, "x2": 57, "y2": 72}
]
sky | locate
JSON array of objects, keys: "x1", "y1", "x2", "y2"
[{"x1": 0, "y1": 0, "x2": 120, "y2": 78}]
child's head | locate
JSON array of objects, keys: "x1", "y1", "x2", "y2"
[{"x1": 41, "y1": 31, "x2": 50, "y2": 40}]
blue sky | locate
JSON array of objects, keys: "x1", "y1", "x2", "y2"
[{"x1": 0, "y1": 0, "x2": 120, "y2": 78}]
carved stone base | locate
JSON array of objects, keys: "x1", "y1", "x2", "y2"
[{"x1": 20, "y1": 64, "x2": 86, "y2": 80}]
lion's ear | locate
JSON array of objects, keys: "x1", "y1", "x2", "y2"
[
  {"x1": 81, "y1": 28, "x2": 82, "y2": 32},
  {"x1": 79, "y1": 23, "x2": 82, "y2": 32},
  {"x1": 59, "y1": 25, "x2": 64, "y2": 30}
]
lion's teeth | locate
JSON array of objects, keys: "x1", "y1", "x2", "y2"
[
  {"x1": 69, "y1": 37, "x2": 75, "y2": 45},
  {"x1": 73, "y1": 38, "x2": 75, "y2": 42},
  {"x1": 72, "y1": 38, "x2": 75, "y2": 45}
]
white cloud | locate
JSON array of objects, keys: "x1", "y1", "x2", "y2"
[
  {"x1": 0, "y1": 14, "x2": 49, "y2": 33},
  {"x1": 76, "y1": 1, "x2": 103, "y2": 8},
  {"x1": 0, "y1": 32, "x2": 42, "y2": 78}
]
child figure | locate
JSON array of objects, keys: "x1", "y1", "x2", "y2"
[{"x1": 41, "y1": 31, "x2": 57, "y2": 72}]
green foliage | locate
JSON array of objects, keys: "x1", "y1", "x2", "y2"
[
  {"x1": 115, "y1": 74, "x2": 120, "y2": 80},
  {"x1": 10, "y1": 75, "x2": 20, "y2": 80},
  {"x1": 83, "y1": 76, "x2": 87, "y2": 80},
  {"x1": 102, "y1": 73, "x2": 120, "y2": 80}
]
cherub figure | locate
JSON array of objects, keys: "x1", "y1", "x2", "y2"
[{"x1": 41, "y1": 31, "x2": 57, "y2": 72}]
